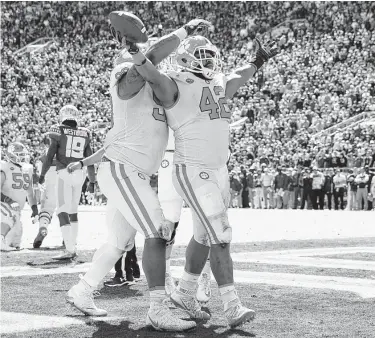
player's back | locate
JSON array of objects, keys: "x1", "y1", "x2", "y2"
[
  {"x1": 165, "y1": 71, "x2": 230, "y2": 169},
  {"x1": 104, "y1": 63, "x2": 169, "y2": 176},
  {"x1": 0, "y1": 160, "x2": 32, "y2": 209},
  {"x1": 49, "y1": 124, "x2": 91, "y2": 171}
]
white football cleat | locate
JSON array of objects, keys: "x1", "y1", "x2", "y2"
[
  {"x1": 196, "y1": 272, "x2": 212, "y2": 304},
  {"x1": 170, "y1": 288, "x2": 210, "y2": 320},
  {"x1": 1, "y1": 236, "x2": 17, "y2": 252},
  {"x1": 224, "y1": 299, "x2": 255, "y2": 328},
  {"x1": 53, "y1": 250, "x2": 77, "y2": 260},
  {"x1": 146, "y1": 301, "x2": 196, "y2": 332},
  {"x1": 165, "y1": 272, "x2": 177, "y2": 297},
  {"x1": 66, "y1": 283, "x2": 107, "y2": 317}
]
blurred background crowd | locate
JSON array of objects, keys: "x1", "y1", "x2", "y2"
[{"x1": 1, "y1": 1, "x2": 375, "y2": 209}]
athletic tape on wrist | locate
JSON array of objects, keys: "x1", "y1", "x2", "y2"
[{"x1": 174, "y1": 27, "x2": 188, "y2": 42}]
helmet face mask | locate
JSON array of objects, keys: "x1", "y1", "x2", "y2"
[
  {"x1": 6, "y1": 142, "x2": 30, "y2": 165},
  {"x1": 175, "y1": 36, "x2": 222, "y2": 80},
  {"x1": 59, "y1": 105, "x2": 79, "y2": 124}
]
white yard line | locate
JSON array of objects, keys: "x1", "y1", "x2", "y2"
[{"x1": 0, "y1": 312, "x2": 124, "y2": 334}]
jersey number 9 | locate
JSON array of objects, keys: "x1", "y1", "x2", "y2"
[{"x1": 66, "y1": 135, "x2": 85, "y2": 159}]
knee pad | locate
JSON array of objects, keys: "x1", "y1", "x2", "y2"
[
  {"x1": 57, "y1": 212, "x2": 70, "y2": 226},
  {"x1": 203, "y1": 212, "x2": 232, "y2": 245},
  {"x1": 159, "y1": 219, "x2": 175, "y2": 241},
  {"x1": 123, "y1": 240, "x2": 135, "y2": 252},
  {"x1": 69, "y1": 213, "x2": 78, "y2": 222},
  {"x1": 193, "y1": 233, "x2": 211, "y2": 247}
]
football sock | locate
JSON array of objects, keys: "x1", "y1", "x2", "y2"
[
  {"x1": 60, "y1": 225, "x2": 74, "y2": 253},
  {"x1": 202, "y1": 258, "x2": 211, "y2": 276},
  {"x1": 38, "y1": 211, "x2": 51, "y2": 229},
  {"x1": 177, "y1": 270, "x2": 199, "y2": 295},
  {"x1": 82, "y1": 243, "x2": 123, "y2": 288},
  {"x1": 166, "y1": 257, "x2": 171, "y2": 276},
  {"x1": 149, "y1": 288, "x2": 166, "y2": 304},
  {"x1": 219, "y1": 284, "x2": 240, "y2": 310},
  {"x1": 70, "y1": 221, "x2": 79, "y2": 248}
]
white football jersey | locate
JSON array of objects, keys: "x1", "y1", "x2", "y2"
[
  {"x1": 165, "y1": 71, "x2": 230, "y2": 169},
  {"x1": 166, "y1": 128, "x2": 175, "y2": 151},
  {"x1": 104, "y1": 62, "x2": 169, "y2": 176},
  {"x1": 0, "y1": 160, "x2": 32, "y2": 209}
]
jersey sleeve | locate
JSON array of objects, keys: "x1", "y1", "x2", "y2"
[
  {"x1": 48, "y1": 124, "x2": 61, "y2": 143},
  {"x1": 0, "y1": 160, "x2": 9, "y2": 179},
  {"x1": 110, "y1": 62, "x2": 133, "y2": 88}
]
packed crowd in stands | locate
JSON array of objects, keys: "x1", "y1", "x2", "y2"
[{"x1": 1, "y1": 1, "x2": 375, "y2": 208}]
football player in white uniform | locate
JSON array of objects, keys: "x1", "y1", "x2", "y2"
[
  {"x1": 65, "y1": 13, "x2": 211, "y2": 332},
  {"x1": 128, "y1": 34, "x2": 278, "y2": 327},
  {"x1": 162, "y1": 117, "x2": 249, "y2": 304},
  {"x1": 33, "y1": 134, "x2": 58, "y2": 248},
  {"x1": 1, "y1": 142, "x2": 38, "y2": 251}
]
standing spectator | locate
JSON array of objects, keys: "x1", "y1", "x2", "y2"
[
  {"x1": 346, "y1": 169, "x2": 358, "y2": 211},
  {"x1": 292, "y1": 167, "x2": 302, "y2": 209},
  {"x1": 366, "y1": 166, "x2": 375, "y2": 210},
  {"x1": 355, "y1": 167, "x2": 369, "y2": 210},
  {"x1": 333, "y1": 169, "x2": 346, "y2": 210},
  {"x1": 239, "y1": 171, "x2": 249, "y2": 208},
  {"x1": 311, "y1": 166, "x2": 325, "y2": 210},
  {"x1": 323, "y1": 168, "x2": 334, "y2": 210},
  {"x1": 253, "y1": 173, "x2": 263, "y2": 209},
  {"x1": 229, "y1": 172, "x2": 242, "y2": 208},
  {"x1": 274, "y1": 166, "x2": 287, "y2": 209},
  {"x1": 284, "y1": 168, "x2": 295, "y2": 209},
  {"x1": 260, "y1": 168, "x2": 274, "y2": 209},
  {"x1": 247, "y1": 169, "x2": 255, "y2": 209},
  {"x1": 301, "y1": 168, "x2": 313, "y2": 210}
]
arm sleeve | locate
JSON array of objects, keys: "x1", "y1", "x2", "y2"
[{"x1": 41, "y1": 138, "x2": 58, "y2": 177}]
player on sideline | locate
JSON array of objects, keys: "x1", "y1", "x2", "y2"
[
  {"x1": 1, "y1": 142, "x2": 38, "y2": 251},
  {"x1": 65, "y1": 14, "x2": 211, "y2": 331},
  {"x1": 33, "y1": 134, "x2": 58, "y2": 248},
  {"x1": 39, "y1": 105, "x2": 96, "y2": 260},
  {"x1": 128, "y1": 34, "x2": 278, "y2": 327}
]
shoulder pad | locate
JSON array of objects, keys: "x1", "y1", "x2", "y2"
[
  {"x1": 0, "y1": 160, "x2": 9, "y2": 171},
  {"x1": 110, "y1": 62, "x2": 133, "y2": 87}
]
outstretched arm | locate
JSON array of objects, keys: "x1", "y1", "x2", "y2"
[{"x1": 225, "y1": 39, "x2": 279, "y2": 99}]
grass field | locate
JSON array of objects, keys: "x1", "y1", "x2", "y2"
[{"x1": 1, "y1": 209, "x2": 375, "y2": 337}]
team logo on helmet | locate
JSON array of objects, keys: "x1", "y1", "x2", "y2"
[
  {"x1": 138, "y1": 173, "x2": 146, "y2": 180},
  {"x1": 6, "y1": 142, "x2": 30, "y2": 164},
  {"x1": 186, "y1": 78, "x2": 194, "y2": 84},
  {"x1": 161, "y1": 160, "x2": 169, "y2": 168},
  {"x1": 174, "y1": 35, "x2": 222, "y2": 80},
  {"x1": 199, "y1": 172, "x2": 209, "y2": 180}
]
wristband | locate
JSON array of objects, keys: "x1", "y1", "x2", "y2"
[
  {"x1": 79, "y1": 160, "x2": 84, "y2": 168},
  {"x1": 174, "y1": 27, "x2": 188, "y2": 42},
  {"x1": 135, "y1": 57, "x2": 147, "y2": 66}
]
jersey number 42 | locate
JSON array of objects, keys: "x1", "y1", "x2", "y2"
[{"x1": 200, "y1": 86, "x2": 231, "y2": 120}]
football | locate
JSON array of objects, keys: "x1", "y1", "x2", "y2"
[{"x1": 109, "y1": 11, "x2": 148, "y2": 43}]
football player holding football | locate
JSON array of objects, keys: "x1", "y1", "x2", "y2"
[
  {"x1": 1, "y1": 142, "x2": 38, "y2": 251},
  {"x1": 65, "y1": 12, "x2": 212, "y2": 332},
  {"x1": 122, "y1": 34, "x2": 278, "y2": 327}
]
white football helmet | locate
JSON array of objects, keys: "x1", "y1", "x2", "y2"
[
  {"x1": 174, "y1": 35, "x2": 222, "y2": 79},
  {"x1": 6, "y1": 142, "x2": 30, "y2": 164},
  {"x1": 59, "y1": 105, "x2": 79, "y2": 124}
]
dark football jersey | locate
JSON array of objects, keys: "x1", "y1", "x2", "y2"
[{"x1": 49, "y1": 124, "x2": 92, "y2": 170}]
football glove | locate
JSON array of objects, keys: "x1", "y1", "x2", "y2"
[
  {"x1": 10, "y1": 201, "x2": 20, "y2": 212},
  {"x1": 251, "y1": 38, "x2": 279, "y2": 71},
  {"x1": 31, "y1": 205, "x2": 39, "y2": 218},
  {"x1": 184, "y1": 18, "x2": 213, "y2": 36},
  {"x1": 38, "y1": 175, "x2": 45, "y2": 185}
]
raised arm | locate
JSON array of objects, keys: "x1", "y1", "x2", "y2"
[{"x1": 225, "y1": 39, "x2": 279, "y2": 99}]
